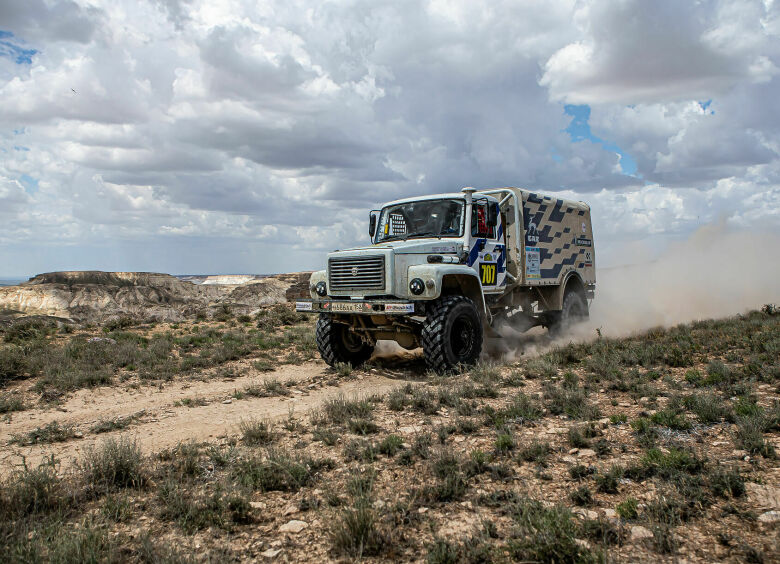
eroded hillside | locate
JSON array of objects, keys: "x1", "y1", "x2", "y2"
[{"x1": 0, "y1": 271, "x2": 311, "y2": 323}]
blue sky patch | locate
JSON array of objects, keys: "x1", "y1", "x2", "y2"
[
  {"x1": 19, "y1": 174, "x2": 39, "y2": 194},
  {"x1": 564, "y1": 104, "x2": 638, "y2": 176},
  {"x1": 0, "y1": 30, "x2": 37, "y2": 64}
]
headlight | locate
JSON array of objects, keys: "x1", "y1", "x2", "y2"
[
  {"x1": 315, "y1": 281, "x2": 327, "y2": 296},
  {"x1": 409, "y1": 278, "x2": 425, "y2": 295}
]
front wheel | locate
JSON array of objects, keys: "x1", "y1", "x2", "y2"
[
  {"x1": 316, "y1": 315, "x2": 374, "y2": 367},
  {"x1": 422, "y1": 296, "x2": 483, "y2": 372}
]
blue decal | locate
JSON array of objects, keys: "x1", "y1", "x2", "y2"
[{"x1": 467, "y1": 239, "x2": 485, "y2": 266}]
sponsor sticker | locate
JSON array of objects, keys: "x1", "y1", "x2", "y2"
[
  {"x1": 330, "y1": 302, "x2": 365, "y2": 313},
  {"x1": 431, "y1": 245, "x2": 456, "y2": 253},
  {"x1": 584, "y1": 251, "x2": 593, "y2": 267},
  {"x1": 384, "y1": 303, "x2": 415, "y2": 313},
  {"x1": 525, "y1": 220, "x2": 540, "y2": 245},
  {"x1": 525, "y1": 246, "x2": 541, "y2": 278},
  {"x1": 575, "y1": 237, "x2": 592, "y2": 247},
  {"x1": 295, "y1": 302, "x2": 313, "y2": 312},
  {"x1": 480, "y1": 262, "x2": 497, "y2": 286}
]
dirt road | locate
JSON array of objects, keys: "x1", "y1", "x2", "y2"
[{"x1": 1, "y1": 352, "x2": 424, "y2": 476}]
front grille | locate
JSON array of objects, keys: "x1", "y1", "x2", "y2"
[{"x1": 329, "y1": 256, "x2": 385, "y2": 291}]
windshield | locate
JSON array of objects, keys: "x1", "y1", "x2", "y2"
[{"x1": 376, "y1": 198, "x2": 464, "y2": 243}]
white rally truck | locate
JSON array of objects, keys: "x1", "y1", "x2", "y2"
[{"x1": 296, "y1": 187, "x2": 595, "y2": 371}]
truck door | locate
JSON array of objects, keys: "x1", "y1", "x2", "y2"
[{"x1": 468, "y1": 200, "x2": 506, "y2": 291}]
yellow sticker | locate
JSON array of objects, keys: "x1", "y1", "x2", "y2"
[
  {"x1": 384, "y1": 223, "x2": 389, "y2": 234},
  {"x1": 480, "y1": 263, "x2": 497, "y2": 286}
]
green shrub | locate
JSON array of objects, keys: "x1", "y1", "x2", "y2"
[
  {"x1": 10, "y1": 421, "x2": 77, "y2": 446},
  {"x1": 710, "y1": 467, "x2": 745, "y2": 498},
  {"x1": 378, "y1": 434, "x2": 404, "y2": 457},
  {"x1": 569, "y1": 485, "x2": 594, "y2": 506},
  {"x1": 495, "y1": 430, "x2": 514, "y2": 453},
  {"x1": 0, "y1": 345, "x2": 27, "y2": 386},
  {"x1": 507, "y1": 500, "x2": 601, "y2": 563},
  {"x1": 348, "y1": 418, "x2": 380, "y2": 435},
  {"x1": 47, "y1": 523, "x2": 118, "y2": 562},
  {"x1": 426, "y1": 450, "x2": 468, "y2": 502},
  {"x1": 616, "y1": 497, "x2": 638, "y2": 519},
  {"x1": 569, "y1": 464, "x2": 595, "y2": 480},
  {"x1": 313, "y1": 427, "x2": 340, "y2": 446},
  {"x1": 609, "y1": 413, "x2": 628, "y2": 424},
  {"x1": 330, "y1": 501, "x2": 386, "y2": 558},
  {"x1": 0, "y1": 392, "x2": 25, "y2": 414},
  {"x1": 630, "y1": 416, "x2": 660, "y2": 448},
  {"x1": 426, "y1": 539, "x2": 459, "y2": 564},
  {"x1": 734, "y1": 415, "x2": 776, "y2": 457},
  {"x1": 239, "y1": 418, "x2": 276, "y2": 446},
  {"x1": 626, "y1": 447, "x2": 706, "y2": 481},
  {"x1": 3, "y1": 318, "x2": 54, "y2": 343},
  {"x1": 232, "y1": 448, "x2": 330, "y2": 492},
  {"x1": 324, "y1": 395, "x2": 373, "y2": 424},
  {"x1": 387, "y1": 388, "x2": 407, "y2": 411},
  {"x1": 683, "y1": 393, "x2": 729, "y2": 424},
  {"x1": 0, "y1": 457, "x2": 66, "y2": 519},
  {"x1": 543, "y1": 379, "x2": 600, "y2": 420},
  {"x1": 705, "y1": 360, "x2": 733, "y2": 386},
  {"x1": 517, "y1": 441, "x2": 552, "y2": 466},
  {"x1": 524, "y1": 357, "x2": 558, "y2": 379},
  {"x1": 77, "y1": 437, "x2": 145, "y2": 491},
  {"x1": 651, "y1": 407, "x2": 691, "y2": 430},
  {"x1": 580, "y1": 518, "x2": 622, "y2": 546},
  {"x1": 595, "y1": 465, "x2": 624, "y2": 494}
]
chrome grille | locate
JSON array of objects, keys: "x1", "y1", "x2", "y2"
[{"x1": 329, "y1": 256, "x2": 385, "y2": 291}]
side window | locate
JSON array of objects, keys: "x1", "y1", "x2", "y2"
[{"x1": 471, "y1": 203, "x2": 495, "y2": 238}]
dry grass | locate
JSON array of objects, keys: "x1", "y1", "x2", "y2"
[{"x1": 0, "y1": 308, "x2": 777, "y2": 562}]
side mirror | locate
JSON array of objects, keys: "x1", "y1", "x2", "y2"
[
  {"x1": 369, "y1": 213, "x2": 377, "y2": 238},
  {"x1": 487, "y1": 203, "x2": 498, "y2": 227}
]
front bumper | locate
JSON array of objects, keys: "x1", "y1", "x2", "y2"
[{"x1": 295, "y1": 299, "x2": 418, "y2": 315}]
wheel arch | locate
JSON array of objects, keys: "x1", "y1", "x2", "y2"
[
  {"x1": 440, "y1": 272, "x2": 489, "y2": 323},
  {"x1": 562, "y1": 271, "x2": 586, "y2": 300},
  {"x1": 540, "y1": 270, "x2": 587, "y2": 311}
]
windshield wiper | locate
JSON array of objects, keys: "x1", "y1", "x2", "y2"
[{"x1": 406, "y1": 232, "x2": 440, "y2": 239}]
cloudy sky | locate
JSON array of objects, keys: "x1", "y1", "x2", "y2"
[{"x1": 1, "y1": 0, "x2": 778, "y2": 277}]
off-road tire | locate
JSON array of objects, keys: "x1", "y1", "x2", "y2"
[
  {"x1": 549, "y1": 290, "x2": 588, "y2": 337},
  {"x1": 316, "y1": 314, "x2": 374, "y2": 367},
  {"x1": 422, "y1": 296, "x2": 483, "y2": 372}
]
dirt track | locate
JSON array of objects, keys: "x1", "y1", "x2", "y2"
[{"x1": 1, "y1": 351, "x2": 424, "y2": 476}]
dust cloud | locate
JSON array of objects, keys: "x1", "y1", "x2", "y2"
[
  {"x1": 587, "y1": 222, "x2": 779, "y2": 337},
  {"x1": 496, "y1": 222, "x2": 780, "y2": 360}
]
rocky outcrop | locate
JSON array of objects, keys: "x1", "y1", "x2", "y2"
[
  {"x1": 284, "y1": 272, "x2": 313, "y2": 301},
  {"x1": 0, "y1": 271, "x2": 312, "y2": 323}
]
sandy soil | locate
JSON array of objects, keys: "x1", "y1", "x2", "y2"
[{"x1": 0, "y1": 350, "x2": 425, "y2": 476}]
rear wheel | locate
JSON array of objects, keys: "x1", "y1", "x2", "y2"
[
  {"x1": 316, "y1": 314, "x2": 374, "y2": 367},
  {"x1": 422, "y1": 296, "x2": 483, "y2": 372},
  {"x1": 549, "y1": 290, "x2": 588, "y2": 337}
]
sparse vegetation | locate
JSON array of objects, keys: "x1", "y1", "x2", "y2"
[
  {"x1": 0, "y1": 308, "x2": 777, "y2": 562},
  {"x1": 0, "y1": 304, "x2": 313, "y2": 398},
  {"x1": 91, "y1": 412, "x2": 144, "y2": 434},
  {"x1": 10, "y1": 421, "x2": 77, "y2": 445},
  {"x1": 0, "y1": 392, "x2": 25, "y2": 414},
  {"x1": 77, "y1": 437, "x2": 146, "y2": 491},
  {"x1": 239, "y1": 418, "x2": 276, "y2": 445}
]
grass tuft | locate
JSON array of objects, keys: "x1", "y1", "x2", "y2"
[{"x1": 78, "y1": 437, "x2": 145, "y2": 491}]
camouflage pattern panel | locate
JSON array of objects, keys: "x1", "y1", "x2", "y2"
[{"x1": 521, "y1": 192, "x2": 595, "y2": 286}]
